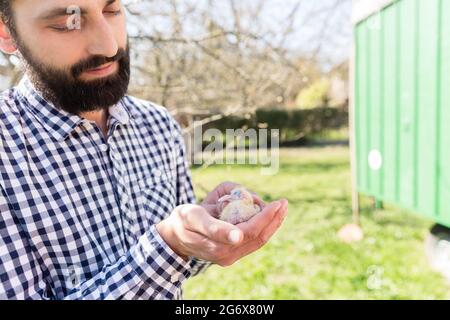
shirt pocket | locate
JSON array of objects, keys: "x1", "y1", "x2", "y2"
[{"x1": 136, "y1": 167, "x2": 177, "y2": 226}]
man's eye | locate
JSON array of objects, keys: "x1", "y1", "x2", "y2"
[
  {"x1": 104, "y1": 9, "x2": 122, "y2": 16},
  {"x1": 50, "y1": 25, "x2": 73, "y2": 33}
]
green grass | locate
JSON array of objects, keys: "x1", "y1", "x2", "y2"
[{"x1": 183, "y1": 146, "x2": 450, "y2": 300}]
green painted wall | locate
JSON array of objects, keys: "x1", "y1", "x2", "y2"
[{"x1": 355, "y1": 0, "x2": 450, "y2": 226}]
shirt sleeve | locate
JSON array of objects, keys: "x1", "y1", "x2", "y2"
[
  {"x1": 171, "y1": 116, "x2": 212, "y2": 277},
  {"x1": 0, "y1": 183, "x2": 193, "y2": 299},
  {"x1": 0, "y1": 184, "x2": 50, "y2": 299},
  {"x1": 65, "y1": 225, "x2": 192, "y2": 299}
]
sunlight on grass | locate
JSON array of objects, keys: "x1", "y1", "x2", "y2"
[{"x1": 184, "y1": 146, "x2": 450, "y2": 300}]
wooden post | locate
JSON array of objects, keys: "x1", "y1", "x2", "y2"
[{"x1": 349, "y1": 33, "x2": 360, "y2": 225}]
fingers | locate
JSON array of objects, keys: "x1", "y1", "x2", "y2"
[
  {"x1": 176, "y1": 204, "x2": 244, "y2": 245},
  {"x1": 255, "y1": 199, "x2": 288, "y2": 246},
  {"x1": 236, "y1": 200, "x2": 282, "y2": 242},
  {"x1": 252, "y1": 194, "x2": 266, "y2": 208},
  {"x1": 246, "y1": 199, "x2": 288, "y2": 246},
  {"x1": 216, "y1": 181, "x2": 242, "y2": 196},
  {"x1": 201, "y1": 181, "x2": 241, "y2": 205},
  {"x1": 217, "y1": 199, "x2": 288, "y2": 266}
]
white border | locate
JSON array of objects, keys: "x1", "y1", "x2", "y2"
[{"x1": 352, "y1": 0, "x2": 394, "y2": 25}]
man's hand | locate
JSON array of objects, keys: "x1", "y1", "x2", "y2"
[{"x1": 156, "y1": 182, "x2": 288, "y2": 266}]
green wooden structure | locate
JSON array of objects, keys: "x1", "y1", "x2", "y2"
[{"x1": 351, "y1": 0, "x2": 450, "y2": 227}]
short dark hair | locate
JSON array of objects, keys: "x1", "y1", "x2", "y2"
[{"x1": 0, "y1": 1, "x2": 16, "y2": 36}]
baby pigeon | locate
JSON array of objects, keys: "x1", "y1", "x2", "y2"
[{"x1": 218, "y1": 187, "x2": 261, "y2": 225}]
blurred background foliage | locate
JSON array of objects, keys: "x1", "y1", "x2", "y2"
[{"x1": 0, "y1": 0, "x2": 351, "y2": 131}]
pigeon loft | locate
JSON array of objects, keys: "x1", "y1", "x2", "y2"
[{"x1": 350, "y1": 0, "x2": 450, "y2": 227}]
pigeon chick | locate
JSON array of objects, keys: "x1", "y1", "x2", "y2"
[{"x1": 218, "y1": 187, "x2": 261, "y2": 225}]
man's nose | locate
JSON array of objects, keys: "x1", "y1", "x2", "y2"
[{"x1": 86, "y1": 17, "x2": 119, "y2": 58}]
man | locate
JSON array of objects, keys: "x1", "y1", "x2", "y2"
[{"x1": 0, "y1": 0, "x2": 288, "y2": 300}]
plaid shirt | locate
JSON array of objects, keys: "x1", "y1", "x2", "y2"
[{"x1": 0, "y1": 76, "x2": 210, "y2": 300}]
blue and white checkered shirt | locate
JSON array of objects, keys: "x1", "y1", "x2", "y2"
[{"x1": 0, "y1": 75, "x2": 210, "y2": 300}]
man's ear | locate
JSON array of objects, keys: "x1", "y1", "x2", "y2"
[{"x1": 0, "y1": 21, "x2": 17, "y2": 54}]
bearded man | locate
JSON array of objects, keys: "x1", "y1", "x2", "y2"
[{"x1": 0, "y1": 0, "x2": 288, "y2": 300}]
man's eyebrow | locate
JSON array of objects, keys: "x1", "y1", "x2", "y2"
[
  {"x1": 106, "y1": 0, "x2": 118, "y2": 6},
  {"x1": 37, "y1": 1, "x2": 117, "y2": 21}
]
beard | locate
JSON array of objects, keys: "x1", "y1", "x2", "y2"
[{"x1": 15, "y1": 37, "x2": 131, "y2": 115}]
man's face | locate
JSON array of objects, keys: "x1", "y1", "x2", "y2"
[{"x1": 10, "y1": 0, "x2": 130, "y2": 114}]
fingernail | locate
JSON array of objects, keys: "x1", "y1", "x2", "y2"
[{"x1": 228, "y1": 230, "x2": 242, "y2": 244}]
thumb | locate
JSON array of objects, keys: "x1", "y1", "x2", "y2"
[{"x1": 179, "y1": 205, "x2": 243, "y2": 245}]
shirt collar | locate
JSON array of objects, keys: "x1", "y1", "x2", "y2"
[{"x1": 15, "y1": 75, "x2": 133, "y2": 141}]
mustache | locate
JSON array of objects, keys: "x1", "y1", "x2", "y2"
[{"x1": 71, "y1": 48, "x2": 128, "y2": 78}]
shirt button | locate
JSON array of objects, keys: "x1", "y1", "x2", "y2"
[
  {"x1": 154, "y1": 169, "x2": 162, "y2": 178},
  {"x1": 100, "y1": 144, "x2": 109, "y2": 152}
]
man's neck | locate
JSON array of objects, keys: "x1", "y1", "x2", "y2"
[{"x1": 79, "y1": 109, "x2": 109, "y2": 140}]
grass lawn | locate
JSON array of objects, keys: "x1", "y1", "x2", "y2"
[{"x1": 183, "y1": 146, "x2": 450, "y2": 299}]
